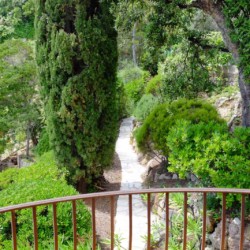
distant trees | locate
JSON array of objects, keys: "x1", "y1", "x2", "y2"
[
  {"x1": 36, "y1": 0, "x2": 119, "y2": 192},
  {"x1": 129, "y1": 0, "x2": 250, "y2": 126},
  {"x1": 0, "y1": 0, "x2": 35, "y2": 41},
  {"x1": 116, "y1": 0, "x2": 250, "y2": 126},
  {"x1": 0, "y1": 39, "x2": 40, "y2": 156}
]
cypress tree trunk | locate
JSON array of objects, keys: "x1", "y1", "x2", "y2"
[{"x1": 35, "y1": 0, "x2": 119, "y2": 192}]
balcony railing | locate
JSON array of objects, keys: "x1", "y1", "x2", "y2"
[{"x1": 0, "y1": 188, "x2": 249, "y2": 250}]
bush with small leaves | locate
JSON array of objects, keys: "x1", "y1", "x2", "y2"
[
  {"x1": 0, "y1": 152, "x2": 91, "y2": 248},
  {"x1": 133, "y1": 94, "x2": 159, "y2": 121},
  {"x1": 167, "y1": 120, "x2": 250, "y2": 207},
  {"x1": 134, "y1": 98, "x2": 223, "y2": 154}
]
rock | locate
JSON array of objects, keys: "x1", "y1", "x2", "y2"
[
  {"x1": 207, "y1": 219, "x2": 250, "y2": 250},
  {"x1": 229, "y1": 218, "x2": 241, "y2": 237},
  {"x1": 154, "y1": 173, "x2": 160, "y2": 182},
  {"x1": 140, "y1": 157, "x2": 148, "y2": 165},
  {"x1": 159, "y1": 174, "x2": 171, "y2": 180},
  {"x1": 172, "y1": 173, "x2": 178, "y2": 180},
  {"x1": 206, "y1": 215, "x2": 216, "y2": 233},
  {"x1": 137, "y1": 153, "x2": 144, "y2": 162},
  {"x1": 228, "y1": 237, "x2": 240, "y2": 250},
  {"x1": 216, "y1": 97, "x2": 229, "y2": 107},
  {"x1": 191, "y1": 173, "x2": 198, "y2": 182},
  {"x1": 245, "y1": 224, "x2": 250, "y2": 241},
  {"x1": 146, "y1": 158, "x2": 160, "y2": 169},
  {"x1": 205, "y1": 247, "x2": 213, "y2": 250},
  {"x1": 19, "y1": 158, "x2": 32, "y2": 168},
  {"x1": 209, "y1": 221, "x2": 229, "y2": 249},
  {"x1": 215, "y1": 92, "x2": 242, "y2": 124},
  {"x1": 134, "y1": 145, "x2": 140, "y2": 153},
  {"x1": 186, "y1": 173, "x2": 191, "y2": 181}
]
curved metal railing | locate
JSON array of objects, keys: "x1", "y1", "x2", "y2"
[{"x1": 0, "y1": 188, "x2": 249, "y2": 250}]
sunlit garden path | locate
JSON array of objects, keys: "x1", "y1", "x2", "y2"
[{"x1": 115, "y1": 117, "x2": 155, "y2": 249}]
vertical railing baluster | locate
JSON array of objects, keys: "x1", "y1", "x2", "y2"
[
  {"x1": 129, "y1": 194, "x2": 133, "y2": 250},
  {"x1": 202, "y1": 192, "x2": 207, "y2": 250},
  {"x1": 240, "y1": 194, "x2": 246, "y2": 250},
  {"x1": 72, "y1": 201, "x2": 77, "y2": 250},
  {"x1": 165, "y1": 193, "x2": 169, "y2": 250},
  {"x1": 147, "y1": 193, "x2": 151, "y2": 250},
  {"x1": 183, "y1": 192, "x2": 188, "y2": 250},
  {"x1": 111, "y1": 196, "x2": 115, "y2": 250},
  {"x1": 32, "y1": 207, "x2": 38, "y2": 250},
  {"x1": 11, "y1": 210, "x2": 17, "y2": 250},
  {"x1": 221, "y1": 193, "x2": 227, "y2": 250},
  {"x1": 92, "y1": 198, "x2": 96, "y2": 250},
  {"x1": 53, "y1": 203, "x2": 58, "y2": 250}
]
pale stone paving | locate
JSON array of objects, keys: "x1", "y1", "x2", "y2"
[{"x1": 115, "y1": 117, "x2": 153, "y2": 250}]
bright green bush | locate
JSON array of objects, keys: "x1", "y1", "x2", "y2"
[
  {"x1": 0, "y1": 152, "x2": 91, "y2": 248},
  {"x1": 35, "y1": 129, "x2": 51, "y2": 156},
  {"x1": 167, "y1": 120, "x2": 250, "y2": 207},
  {"x1": 0, "y1": 152, "x2": 63, "y2": 191},
  {"x1": 135, "y1": 99, "x2": 223, "y2": 154},
  {"x1": 118, "y1": 64, "x2": 149, "y2": 84},
  {"x1": 133, "y1": 94, "x2": 159, "y2": 121},
  {"x1": 144, "y1": 74, "x2": 163, "y2": 96},
  {"x1": 121, "y1": 68, "x2": 151, "y2": 115}
]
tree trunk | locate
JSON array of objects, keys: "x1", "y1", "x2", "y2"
[
  {"x1": 132, "y1": 22, "x2": 138, "y2": 66},
  {"x1": 76, "y1": 177, "x2": 88, "y2": 194},
  {"x1": 238, "y1": 69, "x2": 250, "y2": 127},
  {"x1": 191, "y1": 0, "x2": 250, "y2": 127},
  {"x1": 26, "y1": 122, "x2": 31, "y2": 158}
]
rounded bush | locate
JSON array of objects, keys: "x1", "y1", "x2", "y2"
[{"x1": 135, "y1": 98, "x2": 224, "y2": 154}]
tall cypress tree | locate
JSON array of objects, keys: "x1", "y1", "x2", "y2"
[{"x1": 35, "y1": 0, "x2": 119, "y2": 192}]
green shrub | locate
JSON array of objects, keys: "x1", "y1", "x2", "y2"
[
  {"x1": 158, "y1": 42, "x2": 217, "y2": 101},
  {"x1": 144, "y1": 74, "x2": 163, "y2": 96},
  {"x1": 0, "y1": 152, "x2": 91, "y2": 247},
  {"x1": 35, "y1": 129, "x2": 51, "y2": 156},
  {"x1": 0, "y1": 152, "x2": 63, "y2": 190},
  {"x1": 121, "y1": 67, "x2": 150, "y2": 115},
  {"x1": 124, "y1": 78, "x2": 145, "y2": 115},
  {"x1": 135, "y1": 99, "x2": 223, "y2": 154},
  {"x1": 118, "y1": 64, "x2": 149, "y2": 84},
  {"x1": 133, "y1": 94, "x2": 159, "y2": 121},
  {"x1": 167, "y1": 121, "x2": 250, "y2": 207}
]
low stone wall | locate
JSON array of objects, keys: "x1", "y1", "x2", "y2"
[{"x1": 207, "y1": 218, "x2": 250, "y2": 250}]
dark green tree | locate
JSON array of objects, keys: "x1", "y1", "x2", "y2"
[{"x1": 35, "y1": 0, "x2": 119, "y2": 192}]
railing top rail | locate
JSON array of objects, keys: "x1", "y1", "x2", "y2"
[{"x1": 0, "y1": 187, "x2": 249, "y2": 214}]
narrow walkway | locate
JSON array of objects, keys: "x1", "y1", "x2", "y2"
[{"x1": 115, "y1": 117, "x2": 150, "y2": 250}]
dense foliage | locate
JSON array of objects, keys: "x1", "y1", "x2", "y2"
[
  {"x1": 135, "y1": 99, "x2": 223, "y2": 155},
  {"x1": 133, "y1": 94, "x2": 159, "y2": 122},
  {"x1": 224, "y1": 0, "x2": 250, "y2": 81},
  {"x1": 0, "y1": 0, "x2": 35, "y2": 41},
  {"x1": 0, "y1": 152, "x2": 91, "y2": 248},
  {"x1": 0, "y1": 39, "x2": 41, "y2": 155},
  {"x1": 36, "y1": 0, "x2": 119, "y2": 190},
  {"x1": 167, "y1": 121, "x2": 250, "y2": 206}
]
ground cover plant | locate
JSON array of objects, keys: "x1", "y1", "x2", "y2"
[{"x1": 0, "y1": 152, "x2": 92, "y2": 248}]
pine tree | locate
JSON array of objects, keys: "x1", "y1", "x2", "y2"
[{"x1": 35, "y1": 0, "x2": 119, "y2": 192}]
